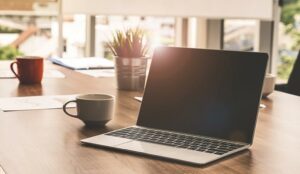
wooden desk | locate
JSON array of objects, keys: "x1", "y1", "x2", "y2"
[{"x1": 0, "y1": 63, "x2": 300, "y2": 174}]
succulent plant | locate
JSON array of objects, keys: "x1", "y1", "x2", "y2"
[{"x1": 107, "y1": 28, "x2": 149, "y2": 58}]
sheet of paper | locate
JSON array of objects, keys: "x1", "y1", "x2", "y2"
[
  {"x1": 0, "y1": 69, "x2": 65, "y2": 79},
  {"x1": 259, "y1": 104, "x2": 266, "y2": 109},
  {"x1": 0, "y1": 69, "x2": 15, "y2": 79},
  {"x1": 76, "y1": 69, "x2": 115, "y2": 78},
  {"x1": 49, "y1": 56, "x2": 114, "y2": 70},
  {"x1": 134, "y1": 96, "x2": 143, "y2": 102},
  {"x1": 0, "y1": 94, "x2": 77, "y2": 112}
]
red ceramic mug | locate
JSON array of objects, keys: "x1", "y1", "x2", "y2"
[{"x1": 10, "y1": 56, "x2": 44, "y2": 84}]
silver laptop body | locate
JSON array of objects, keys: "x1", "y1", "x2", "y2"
[{"x1": 81, "y1": 47, "x2": 268, "y2": 165}]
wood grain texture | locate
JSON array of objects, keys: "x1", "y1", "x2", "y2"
[{"x1": 0, "y1": 61, "x2": 300, "y2": 174}]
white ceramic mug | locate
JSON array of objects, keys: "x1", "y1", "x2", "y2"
[
  {"x1": 63, "y1": 94, "x2": 114, "y2": 126},
  {"x1": 262, "y1": 74, "x2": 276, "y2": 97}
]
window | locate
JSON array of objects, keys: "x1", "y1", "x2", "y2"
[
  {"x1": 94, "y1": 16, "x2": 176, "y2": 59},
  {"x1": 223, "y1": 19, "x2": 257, "y2": 51},
  {"x1": 0, "y1": 0, "x2": 58, "y2": 60},
  {"x1": 277, "y1": 0, "x2": 300, "y2": 82}
]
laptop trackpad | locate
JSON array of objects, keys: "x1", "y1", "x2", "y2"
[
  {"x1": 81, "y1": 135, "x2": 132, "y2": 147},
  {"x1": 116, "y1": 140, "x2": 218, "y2": 164}
]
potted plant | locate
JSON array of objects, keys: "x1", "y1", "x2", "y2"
[{"x1": 107, "y1": 28, "x2": 150, "y2": 90}]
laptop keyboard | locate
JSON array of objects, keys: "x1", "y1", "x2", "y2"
[{"x1": 106, "y1": 127, "x2": 244, "y2": 155}]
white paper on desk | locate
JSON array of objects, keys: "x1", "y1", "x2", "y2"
[
  {"x1": 0, "y1": 69, "x2": 65, "y2": 79},
  {"x1": 49, "y1": 56, "x2": 114, "y2": 70},
  {"x1": 134, "y1": 97, "x2": 143, "y2": 102},
  {"x1": 0, "y1": 94, "x2": 77, "y2": 112},
  {"x1": 76, "y1": 69, "x2": 115, "y2": 78},
  {"x1": 0, "y1": 69, "x2": 15, "y2": 78}
]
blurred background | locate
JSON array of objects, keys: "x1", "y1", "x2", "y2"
[{"x1": 0, "y1": 0, "x2": 299, "y2": 82}]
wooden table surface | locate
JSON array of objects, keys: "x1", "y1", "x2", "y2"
[{"x1": 0, "y1": 61, "x2": 300, "y2": 174}]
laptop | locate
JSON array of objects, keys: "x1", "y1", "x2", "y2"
[{"x1": 81, "y1": 47, "x2": 268, "y2": 165}]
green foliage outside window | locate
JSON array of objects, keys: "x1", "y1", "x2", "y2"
[
  {"x1": 281, "y1": 0, "x2": 300, "y2": 25},
  {"x1": 290, "y1": 29, "x2": 300, "y2": 50},
  {"x1": 278, "y1": 0, "x2": 300, "y2": 79},
  {"x1": 0, "y1": 26, "x2": 21, "y2": 33},
  {"x1": 277, "y1": 55, "x2": 296, "y2": 79},
  {"x1": 0, "y1": 46, "x2": 23, "y2": 60}
]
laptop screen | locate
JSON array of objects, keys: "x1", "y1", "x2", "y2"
[{"x1": 137, "y1": 47, "x2": 268, "y2": 144}]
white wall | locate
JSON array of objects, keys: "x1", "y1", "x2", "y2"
[{"x1": 63, "y1": 0, "x2": 274, "y2": 20}]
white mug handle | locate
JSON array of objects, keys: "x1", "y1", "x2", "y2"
[{"x1": 63, "y1": 100, "x2": 78, "y2": 118}]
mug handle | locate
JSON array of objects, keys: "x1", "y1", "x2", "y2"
[
  {"x1": 10, "y1": 61, "x2": 20, "y2": 79},
  {"x1": 63, "y1": 100, "x2": 78, "y2": 118}
]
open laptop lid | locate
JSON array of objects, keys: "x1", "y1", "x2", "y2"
[{"x1": 137, "y1": 47, "x2": 268, "y2": 144}]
